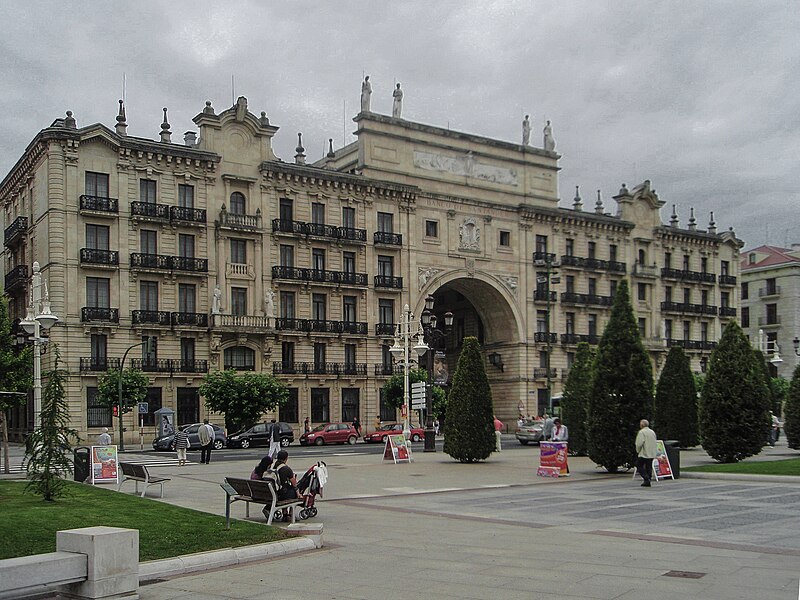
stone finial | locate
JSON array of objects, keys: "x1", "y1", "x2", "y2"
[
  {"x1": 203, "y1": 100, "x2": 215, "y2": 115},
  {"x1": 160, "y1": 108, "x2": 171, "y2": 143},
  {"x1": 64, "y1": 110, "x2": 76, "y2": 129},
  {"x1": 670, "y1": 204, "x2": 679, "y2": 227},
  {"x1": 115, "y1": 100, "x2": 127, "y2": 136},
  {"x1": 688, "y1": 207, "x2": 697, "y2": 231},
  {"x1": 708, "y1": 211, "x2": 717, "y2": 234},
  {"x1": 327, "y1": 138, "x2": 335, "y2": 159},
  {"x1": 618, "y1": 183, "x2": 630, "y2": 197},
  {"x1": 295, "y1": 133, "x2": 306, "y2": 165},
  {"x1": 573, "y1": 185, "x2": 583, "y2": 211},
  {"x1": 260, "y1": 111, "x2": 270, "y2": 127},
  {"x1": 594, "y1": 189, "x2": 604, "y2": 214}
]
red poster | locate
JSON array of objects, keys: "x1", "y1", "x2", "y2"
[
  {"x1": 539, "y1": 441, "x2": 569, "y2": 476},
  {"x1": 654, "y1": 440, "x2": 673, "y2": 479}
]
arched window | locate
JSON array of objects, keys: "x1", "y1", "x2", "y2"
[
  {"x1": 224, "y1": 346, "x2": 255, "y2": 371},
  {"x1": 229, "y1": 192, "x2": 246, "y2": 215}
]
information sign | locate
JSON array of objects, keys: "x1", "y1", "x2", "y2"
[
  {"x1": 90, "y1": 445, "x2": 119, "y2": 484},
  {"x1": 653, "y1": 440, "x2": 674, "y2": 480},
  {"x1": 539, "y1": 441, "x2": 569, "y2": 476},
  {"x1": 383, "y1": 434, "x2": 413, "y2": 464},
  {"x1": 138, "y1": 402, "x2": 149, "y2": 415}
]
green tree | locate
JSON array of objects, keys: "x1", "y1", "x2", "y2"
[
  {"x1": 699, "y1": 321, "x2": 771, "y2": 462},
  {"x1": 783, "y1": 365, "x2": 800, "y2": 449},
  {"x1": 25, "y1": 347, "x2": 79, "y2": 501},
  {"x1": 380, "y1": 368, "x2": 447, "y2": 420},
  {"x1": 200, "y1": 369, "x2": 289, "y2": 433},
  {"x1": 772, "y1": 376, "x2": 791, "y2": 416},
  {"x1": 587, "y1": 280, "x2": 654, "y2": 472},
  {"x1": 693, "y1": 372, "x2": 706, "y2": 398},
  {"x1": 96, "y1": 367, "x2": 149, "y2": 413},
  {"x1": 654, "y1": 346, "x2": 698, "y2": 447},
  {"x1": 0, "y1": 296, "x2": 33, "y2": 474},
  {"x1": 443, "y1": 337, "x2": 495, "y2": 462},
  {"x1": 560, "y1": 342, "x2": 594, "y2": 456}
]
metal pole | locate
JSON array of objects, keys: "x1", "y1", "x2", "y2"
[
  {"x1": 118, "y1": 340, "x2": 146, "y2": 452},
  {"x1": 402, "y1": 305, "x2": 411, "y2": 439},
  {"x1": 545, "y1": 257, "x2": 553, "y2": 415},
  {"x1": 32, "y1": 319, "x2": 41, "y2": 428},
  {"x1": 423, "y1": 336, "x2": 436, "y2": 452}
]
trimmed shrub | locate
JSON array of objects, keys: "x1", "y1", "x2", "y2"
[
  {"x1": 560, "y1": 342, "x2": 594, "y2": 456},
  {"x1": 654, "y1": 345, "x2": 698, "y2": 447}
]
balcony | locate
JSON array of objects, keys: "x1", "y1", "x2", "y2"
[
  {"x1": 561, "y1": 368, "x2": 570, "y2": 380},
  {"x1": 271, "y1": 219, "x2": 366, "y2": 243},
  {"x1": 758, "y1": 315, "x2": 781, "y2": 327},
  {"x1": 219, "y1": 209, "x2": 262, "y2": 231},
  {"x1": 661, "y1": 268, "x2": 717, "y2": 284},
  {"x1": 79, "y1": 357, "x2": 121, "y2": 372},
  {"x1": 132, "y1": 310, "x2": 171, "y2": 326},
  {"x1": 534, "y1": 332, "x2": 557, "y2": 344},
  {"x1": 130, "y1": 253, "x2": 171, "y2": 270},
  {"x1": 171, "y1": 359, "x2": 209, "y2": 373},
  {"x1": 80, "y1": 248, "x2": 119, "y2": 267},
  {"x1": 666, "y1": 339, "x2": 717, "y2": 351},
  {"x1": 79, "y1": 195, "x2": 119, "y2": 215},
  {"x1": 274, "y1": 318, "x2": 368, "y2": 335},
  {"x1": 533, "y1": 367, "x2": 558, "y2": 380},
  {"x1": 533, "y1": 290, "x2": 557, "y2": 303},
  {"x1": 374, "y1": 275, "x2": 403, "y2": 289},
  {"x1": 718, "y1": 274, "x2": 737, "y2": 286},
  {"x1": 660, "y1": 301, "x2": 718, "y2": 316},
  {"x1": 560, "y1": 333, "x2": 599, "y2": 345},
  {"x1": 376, "y1": 323, "x2": 396, "y2": 336},
  {"x1": 271, "y1": 266, "x2": 368, "y2": 286},
  {"x1": 561, "y1": 292, "x2": 614, "y2": 307},
  {"x1": 4, "y1": 264, "x2": 28, "y2": 292},
  {"x1": 169, "y1": 205, "x2": 206, "y2": 224},
  {"x1": 559, "y1": 255, "x2": 626, "y2": 273},
  {"x1": 272, "y1": 362, "x2": 367, "y2": 377},
  {"x1": 374, "y1": 231, "x2": 402, "y2": 246},
  {"x1": 337, "y1": 227, "x2": 367, "y2": 243},
  {"x1": 130, "y1": 358, "x2": 209, "y2": 374},
  {"x1": 375, "y1": 364, "x2": 403, "y2": 376},
  {"x1": 81, "y1": 307, "x2": 119, "y2": 323},
  {"x1": 533, "y1": 251, "x2": 557, "y2": 265},
  {"x1": 632, "y1": 263, "x2": 658, "y2": 278},
  {"x1": 171, "y1": 256, "x2": 208, "y2": 273},
  {"x1": 171, "y1": 312, "x2": 209, "y2": 327},
  {"x1": 759, "y1": 285, "x2": 781, "y2": 298},
  {"x1": 4, "y1": 216, "x2": 28, "y2": 246},
  {"x1": 130, "y1": 201, "x2": 169, "y2": 220},
  {"x1": 719, "y1": 306, "x2": 737, "y2": 318},
  {"x1": 211, "y1": 314, "x2": 272, "y2": 332}
]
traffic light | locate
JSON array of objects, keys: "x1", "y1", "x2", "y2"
[{"x1": 113, "y1": 405, "x2": 119, "y2": 417}]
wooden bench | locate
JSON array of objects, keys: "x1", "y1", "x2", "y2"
[
  {"x1": 118, "y1": 462, "x2": 170, "y2": 498},
  {"x1": 221, "y1": 476, "x2": 299, "y2": 527}
]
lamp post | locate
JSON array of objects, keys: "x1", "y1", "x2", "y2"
[
  {"x1": 19, "y1": 262, "x2": 59, "y2": 429},
  {"x1": 792, "y1": 337, "x2": 800, "y2": 357},
  {"x1": 757, "y1": 329, "x2": 783, "y2": 366},
  {"x1": 117, "y1": 337, "x2": 153, "y2": 452},
  {"x1": 534, "y1": 251, "x2": 560, "y2": 414},
  {"x1": 390, "y1": 304, "x2": 427, "y2": 439},
  {"x1": 420, "y1": 295, "x2": 453, "y2": 452}
]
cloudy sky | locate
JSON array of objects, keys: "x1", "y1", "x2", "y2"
[{"x1": 2, "y1": 1, "x2": 798, "y2": 250}]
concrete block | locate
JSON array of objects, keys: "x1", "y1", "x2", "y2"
[{"x1": 286, "y1": 522, "x2": 324, "y2": 548}]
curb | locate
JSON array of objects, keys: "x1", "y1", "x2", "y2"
[{"x1": 681, "y1": 472, "x2": 800, "y2": 483}]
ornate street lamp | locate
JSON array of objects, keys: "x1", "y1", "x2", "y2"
[
  {"x1": 420, "y1": 296, "x2": 453, "y2": 452},
  {"x1": 390, "y1": 304, "x2": 427, "y2": 439}
]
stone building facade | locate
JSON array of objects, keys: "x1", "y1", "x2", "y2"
[{"x1": 0, "y1": 97, "x2": 742, "y2": 444}]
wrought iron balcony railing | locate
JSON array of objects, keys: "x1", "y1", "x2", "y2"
[
  {"x1": 534, "y1": 332, "x2": 557, "y2": 344},
  {"x1": 272, "y1": 362, "x2": 367, "y2": 376},
  {"x1": 274, "y1": 318, "x2": 368, "y2": 335},
  {"x1": 719, "y1": 306, "x2": 737, "y2": 317},
  {"x1": 533, "y1": 251, "x2": 557, "y2": 265},
  {"x1": 4, "y1": 264, "x2": 28, "y2": 292},
  {"x1": 169, "y1": 205, "x2": 206, "y2": 224},
  {"x1": 271, "y1": 265, "x2": 368, "y2": 286},
  {"x1": 560, "y1": 333, "x2": 600, "y2": 345},
  {"x1": 718, "y1": 274, "x2": 737, "y2": 286},
  {"x1": 132, "y1": 310, "x2": 171, "y2": 326},
  {"x1": 171, "y1": 256, "x2": 208, "y2": 273},
  {"x1": 271, "y1": 219, "x2": 366, "y2": 243},
  {"x1": 374, "y1": 364, "x2": 404, "y2": 376},
  {"x1": 374, "y1": 275, "x2": 403, "y2": 289},
  {"x1": 80, "y1": 248, "x2": 119, "y2": 266},
  {"x1": 131, "y1": 201, "x2": 170, "y2": 220},
  {"x1": 130, "y1": 253, "x2": 171, "y2": 270},
  {"x1": 660, "y1": 301, "x2": 718, "y2": 315},
  {"x1": 560, "y1": 292, "x2": 614, "y2": 307},
  {"x1": 81, "y1": 307, "x2": 119, "y2": 323},
  {"x1": 533, "y1": 290, "x2": 557, "y2": 303},
  {"x1": 661, "y1": 268, "x2": 716, "y2": 284},
  {"x1": 533, "y1": 367, "x2": 558, "y2": 379},
  {"x1": 80, "y1": 195, "x2": 119, "y2": 214},
  {"x1": 559, "y1": 255, "x2": 627, "y2": 273},
  {"x1": 374, "y1": 231, "x2": 402, "y2": 245},
  {"x1": 171, "y1": 312, "x2": 209, "y2": 327},
  {"x1": 4, "y1": 216, "x2": 28, "y2": 246},
  {"x1": 376, "y1": 323, "x2": 396, "y2": 336},
  {"x1": 79, "y1": 357, "x2": 121, "y2": 372},
  {"x1": 666, "y1": 339, "x2": 717, "y2": 351}
]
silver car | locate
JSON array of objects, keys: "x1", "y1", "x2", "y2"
[{"x1": 515, "y1": 419, "x2": 544, "y2": 445}]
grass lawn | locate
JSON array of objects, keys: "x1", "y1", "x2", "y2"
[
  {"x1": 0, "y1": 480, "x2": 290, "y2": 561},
  {"x1": 684, "y1": 457, "x2": 800, "y2": 476}
]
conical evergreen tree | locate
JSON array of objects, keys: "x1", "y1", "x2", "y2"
[
  {"x1": 699, "y1": 321, "x2": 771, "y2": 462},
  {"x1": 587, "y1": 280, "x2": 653, "y2": 472},
  {"x1": 783, "y1": 364, "x2": 800, "y2": 449},
  {"x1": 560, "y1": 342, "x2": 594, "y2": 456},
  {"x1": 654, "y1": 345, "x2": 698, "y2": 447},
  {"x1": 443, "y1": 336, "x2": 495, "y2": 462}
]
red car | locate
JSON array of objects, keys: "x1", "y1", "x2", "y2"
[
  {"x1": 364, "y1": 423, "x2": 425, "y2": 443},
  {"x1": 299, "y1": 422, "x2": 359, "y2": 446}
]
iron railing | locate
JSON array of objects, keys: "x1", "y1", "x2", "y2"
[
  {"x1": 374, "y1": 231, "x2": 402, "y2": 245},
  {"x1": 80, "y1": 248, "x2": 119, "y2": 266},
  {"x1": 132, "y1": 310, "x2": 171, "y2": 326},
  {"x1": 130, "y1": 201, "x2": 170, "y2": 219},
  {"x1": 169, "y1": 205, "x2": 206, "y2": 224},
  {"x1": 171, "y1": 312, "x2": 209, "y2": 327},
  {"x1": 661, "y1": 268, "x2": 716, "y2": 284},
  {"x1": 79, "y1": 195, "x2": 119, "y2": 213},
  {"x1": 4, "y1": 216, "x2": 28, "y2": 246},
  {"x1": 79, "y1": 357, "x2": 121, "y2": 372},
  {"x1": 4, "y1": 264, "x2": 28, "y2": 291},
  {"x1": 374, "y1": 275, "x2": 403, "y2": 289},
  {"x1": 81, "y1": 307, "x2": 119, "y2": 323}
]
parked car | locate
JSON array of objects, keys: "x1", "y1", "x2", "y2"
[
  {"x1": 226, "y1": 422, "x2": 295, "y2": 449},
  {"x1": 299, "y1": 422, "x2": 358, "y2": 446},
  {"x1": 515, "y1": 419, "x2": 544, "y2": 445},
  {"x1": 152, "y1": 423, "x2": 226, "y2": 451},
  {"x1": 364, "y1": 423, "x2": 425, "y2": 443}
]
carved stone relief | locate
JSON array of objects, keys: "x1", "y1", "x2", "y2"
[
  {"x1": 413, "y1": 150, "x2": 518, "y2": 186},
  {"x1": 418, "y1": 266, "x2": 442, "y2": 291},
  {"x1": 459, "y1": 217, "x2": 481, "y2": 251}
]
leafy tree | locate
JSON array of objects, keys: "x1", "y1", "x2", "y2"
[
  {"x1": 96, "y1": 367, "x2": 149, "y2": 413},
  {"x1": 771, "y1": 376, "x2": 791, "y2": 416},
  {"x1": 587, "y1": 280, "x2": 654, "y2": 472},
  {"x1": 783, "y1": 365, "x2": 800, "y2": 449},
  {"x1": 200, "y1": 369, "x2": 289, "y2": 433},
  {"x1": 0, "y1": 296, "x2": 33, "y2": 474},
  {"x1": 560, "y1": 342, "x2": 594, "y2": 456},
  {"x1": 699, "y1": 321, "x2": 771, "y2": 462},
  {"x1": 654, "y1": 346, "x2": 698, "y2": 447},
  {"x1": 25, "y1": 347, "x2": 79, "y2": 501},
  {"x1": 381, "y1": 367, "x2": 447, "y2": 421},
  {"x1": 693, "y1": 372, "x2": 706, "y2": 398},
  {"x1": 443, "y1": 337, "x2": 495, "y2": 463}
]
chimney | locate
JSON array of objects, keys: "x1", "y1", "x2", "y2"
[{"x1": 184, "y1": 131, "x2": 197, "y2": 147}]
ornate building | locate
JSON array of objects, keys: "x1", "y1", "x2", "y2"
[{"x1": 0, "y1": 96, "x2": 742, "y2": 443}]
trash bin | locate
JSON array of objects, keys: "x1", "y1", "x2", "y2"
[
  {"x1": 74, "y1": 446, "x2": 90, "y2": 482},
  {"x1": 663, "y1": 440, "x2": 680, "y2": 479}
]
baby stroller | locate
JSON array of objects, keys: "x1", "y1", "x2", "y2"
[{"x1": 273, "y1": 461, "x2": 328, "y2": 522}]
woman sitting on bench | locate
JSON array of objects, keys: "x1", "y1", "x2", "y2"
[
  {"x1": 274, "y1": 450, "x2": 299, "y2": 501},
  {"x1": 250, "y1": 455, "x2": 273, "y2": 480}
]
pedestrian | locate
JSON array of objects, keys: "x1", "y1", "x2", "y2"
[
  {"x1": 274, "y1": 450, "x2": 299, "y2": 501},
  {"x1": 97, "y1": 427, "x2": 112, "y2": 445},
  {"x1": 542, "y1": 414, "x2": 555, "y2": 440},
  {"x1": 374, "y1": 415, "x2": 381, "y2": 434},
  {"x1": 433, "y1": 418, "x2": 440, "y2": 436},
  {"x1": 551, "y1": 418, "x2": 569, "y2": 442},
  {"x1": 174, "y1": 426, "x2": 190, "y2": 467},
  {"x1": 635, "y1": 419, "x2": 657, "y2": 487},
  {"x1": 250, "y1": 455, "x2": 273, "y2": 480},
  {"x1": 769, "y1": 412, "x2": 780, "y2": 447},
  {"x1": 303, "y1": 416, "x2": 311, "y2": 434},
  {"x1": 352, "y1": 416, "x2": 362, "y2": 440},
  {"x1": 517, "y1": 415, "x2": 525, "y2": 429},
  {"x1": 493, "y1": 415, "x2": 504, "y2": 452},
  {"x1": 198, "y1": 419, "x2": 215, "y2": 464},
  {"x1": 267, "y1": 419, "x2": 282, "y2": 458}
]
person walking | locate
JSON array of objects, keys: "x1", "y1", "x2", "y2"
[
  {"x1": 542, "y1": 414, "x2": 555, "y2": 441},
  {"x1": 374, "y1": 415, "x2": 381, "y2": 434},
  {"x1": 174, "y1": 426, "x2": 190, "y2": 467},
  {"x1": 303, "y1": 416, "x2": 311, "y2": 434},
  {"x1": 551, "y1": 418, "x2": 569, "y2": 442},
  {"x1": 493, "y1": 415, "x2": 504, "y2": 452},
  {"x1": 352, "y1": 416, "x2": 362, "y2": 441},
  {"x1": 267, "y1": 419, "x2": 282, "y2": 458},
  {"x1": 198, "y1": 419, "x2": 215, "y2": 464},
  {"x1": 97, "y1": 427, "x2": 112, "y2": 446},
  {"x1": 635, "y1": 419, "x2": 657, "y2": 487}
]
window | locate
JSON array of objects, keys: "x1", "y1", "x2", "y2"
[
  {"x1": 279, "y1": 198, "x2": 293, "y2": 221},
  {"x1": 86, "y1": 224, "x2": 109, "y2": 250},
  {"x1": 609, "y1": 280, "x2": 618, "y2": 297},
  {"x1": 565, "y1": 238, "x2": 574, "y2": 256},
  {"x1": 566, "y1": 352, "x2": 575, "y2": 369},
  {"x1": 565, "y1": 275, "x2": 575, "y2": 294},
  {"x1": 664, "y1": 319, "x2": 673, "y2": 340},
  {"x1": 140, "y1": 281, "x2": 158, "y2": 311},
  {"x1": 609, "y1": 244, "x2": 618, "y2": 262},
  {"x1": 741, "y1": 282, "x2": 749, "y2": 300},
  {"x1": 539, "y1": 350, "x2": 549, "y2": 369},
  {"x1": 180, "y1": 338, "x2": 195, "y2": 364},
  {"x1": 664, "y1": 252, "x2": 672, "y2": 268},
  {"x1": 588, "y1": 314, "x2": 597, "y2": 336},
  {"x1": 638, "y1": 283, "x2": 646, "y2": 301},
  {"x1": 140, "y1": 230, "x2": 157, "y2": 255},
  {"x1": 86, "y1": 277, "x2": 110, "y2": 308},
  {"x1": 280, "y1": 389, "x2": 299, "y2": 424},
  {"x1": 565, "y1": 312, "x2": 575, "y2": 335},
  {"x1": 701, "y1": 322, "x2": 709, "y2": 342},
  {"x1": 701, "y1": 257, "x2": 708, "y2": 273},
  {"x1": 142, "y1": 387, "x2": 162, "y2": 427},
  {"x1": 280, "y1": 245, "x2": 294, "y2": 267},
  {"x1": 311, "y1": 202, "x2": 325, "y2": 224},
  {"x1": 314, "y1": 343, "x2": 326, "y2": 372},
  {"x1": 638, "y1": 318, "x2": 646, "y2": 338},
  {"x1": 344, "y1": 344, "x2": 356, "y2": 370},
  {"x1": 587, "y1": 241, "x2": 596, "y2": 259},
  {"x1": 741, "y1": 307, "x2": 750, "y2": 328},
  {"x1": 377, "y1": 212, "x2": 394, "y2": 233},
  {"x1": 638, "y1": 249, "x2": 646, "y2": 265},
  {"x1": 282, "y1": 342, "x2": 295, "y2": 369},
  {"x1": 380, "y1": 388, "x2": 395, "y2": 422},
  {"x1": 312, "y1": 294, "x2": 326, "y2": 321},
  {"x1": 178, "y1": 284, "x2": 196, "y2": 313},
  {"x1": 425, "y1": 220, "x2": 438, "y2": 238},
  {"x1": 178, "y1": 184, "x2": 194, "y2": 208},
  {"x1": 229, "y1": 192, "x2": 246, "y2": 215},
  {"x1": 766, "y1": 303, "x2": 778, "y2": 325},
  {"x1": 311, "y1": 388, "x2": 330, "y2": 422},
  {"x1": 748, "y1": 253, "x2": 756, "y2": 264},
  {"x1": 588, "y1": 278, "x2": 597, "y2": 296},
  {"x1": 535, "y1": 235, "x2": 548, "y2": 254},
  {"x1": 343, "y1": 251, "x2": 356, "y2": 274},
  {"x1": 701, "y1": 290, "x2": 709, "y2": 306},
  {"x1": 341, "y1": 388, "x2": 360, "y2": 423},
  {"x1": 343, "y1": 296, "x2": 356, "y2": 322},
  {"x1": 224, "y1": 346, "x2": 255, "y2": 371},
  {"x1": 377, "y1": 255, "x2": 393, "y2": 277},
  {"x1": 280, "y1": 292, "x2": 295, "y2": 319},
  {"x1": 536, "y1": 310, "x2": 547, "y2": 333},
  {"x1": 664, "y1": 286, "x2": 672, "y2": 302},
  {"x1": 176, "y1": 388, "x2": 199, "y2": 426},
  {"x1": 312, "y1": 249, "x2": 326, "y2": 271},
  {"x1": 382, "y1": 344, "x2": 393, "y2": 370},
  {"x1": 230, "y1": 239, "x2": 246, "y2": 264},
  {"x1": 721, "y1": 260, "x2": 730, "y2": 276},
  {"x1": 379, "y1": 299, "x2": 394, "y2": 325},
  {"x1": 683, "y1": 288, "x2": 691, "y2": 305},
  {"x1": 142, "y1": 335, "x2": 157, "y2": 364},
  {"x1": 90, "y1": 334, "x2": 107, "y2": 365},
  {"x1": 342, "y1": 207, "x2": 355, "y2": 229},
  {"x1": 231, "y1": 288, "x2": 247, "y2": 316},
  {"x1": 85, "y1": 172, "x2": 109, "y2": 197},
  {"x1": 766, "y1": 278, "x2": 777, "y2": 295},
  {"x1": 683, "y1": 321, "x2": 691, "y2": 340},
  {"x1": 140, "y1": 179, "x2": 157, "y2": 203},
  {"x1": 683, "y1": 254, "x2": 690, "y2": 271},
  {"x1": 499, "y1": 231, "x2": 510, "y2": 247},
  {"x1": 87, "y1": 388, "x2": 112, "y2": 427},
  {"x1": 178, "y1": 234, "x2": 195, "y2": 258}
]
